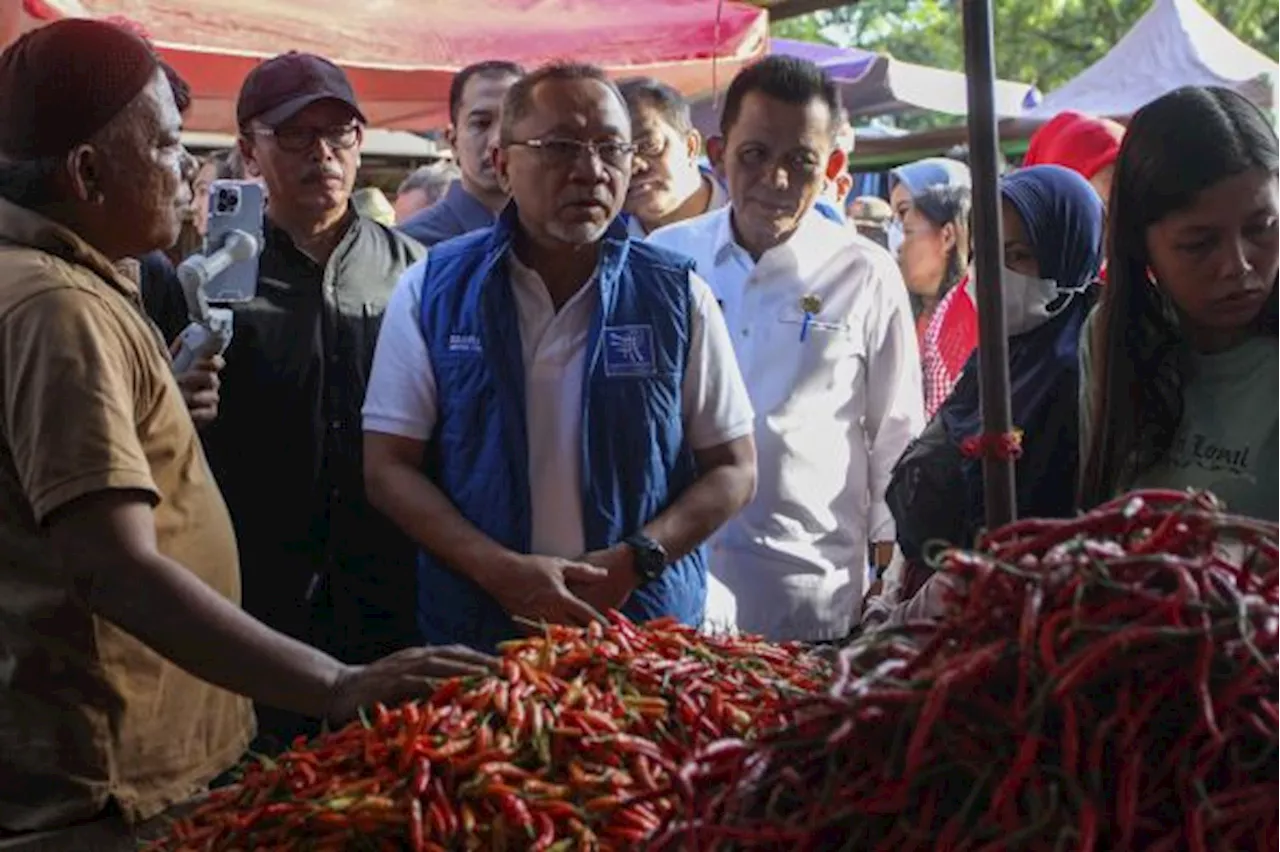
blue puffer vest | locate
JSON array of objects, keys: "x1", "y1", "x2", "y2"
[{"x1": 416, "y1": 206, "x2": 707, "y2": 651}]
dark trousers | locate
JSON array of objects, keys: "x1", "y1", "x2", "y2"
[{"x1": 241, "y1": 565, "x2": 420, "y2": 753}]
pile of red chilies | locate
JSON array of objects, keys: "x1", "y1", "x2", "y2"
[
  {"x1": 148, "y1": 613, "x2": 827, "y2": 851},
  {"x1": 654, "y1": 489, "x2": 1279, "y2": 851}
]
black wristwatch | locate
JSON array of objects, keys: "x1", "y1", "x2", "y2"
[{"x1": 624, "y1": 534, "x2": 668, "y2": 584}]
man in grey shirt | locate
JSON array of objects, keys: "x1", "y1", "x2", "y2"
[{"x1": 398, "y1": 61, "x2": 523, "y2": 246}]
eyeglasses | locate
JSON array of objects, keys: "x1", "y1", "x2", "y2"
[
  {"x1": 507, "y1": 137, "x2": 635, "y2": 169},
  {"x1": 251, "y1": 124, "x2": 361, "y2": 153},
  {"x1": 632, "y1": 135, "x2": 668, "y2": 160}
]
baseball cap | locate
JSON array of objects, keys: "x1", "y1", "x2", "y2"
[{"x1": 237, "y1": 51, "x2": 366, "y2": 128}]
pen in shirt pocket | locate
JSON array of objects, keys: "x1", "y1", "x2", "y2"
[{"x1": 799, "y1": 294, "x2": 822, "y2": 342}]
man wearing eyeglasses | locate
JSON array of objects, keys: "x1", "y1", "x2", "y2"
[
  {"x1": 195, "y1": 52, "x2": 426, "y2": 748},
  {"x1": 363, "y1": 62, "x2": 757, "y2": 652},
  {"x1": 617, "y1": 78, "x2": 728, "y2": 238},
  {"x1": 648, "y1": 57, "x2": 924, "y2": 644}
]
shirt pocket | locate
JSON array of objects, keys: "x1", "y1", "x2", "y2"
[{"x1": 775, "y1": 302, "x2": 865, "y2": 365}]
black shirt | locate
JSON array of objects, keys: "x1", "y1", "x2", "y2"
[
  {"x1": 139, "y1": 250, "x2": 188, "y2": 343},
  {"x1": 158, "y1": 213, "x2": 426, "y2": 662}
]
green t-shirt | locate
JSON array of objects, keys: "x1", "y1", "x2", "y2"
[
  {"x1": 1136, "y1": 337, "x2": 1278, "y2": 520},
  {"x1": 1080, "y1": 311, "x2": 1278, "y2": 521}
]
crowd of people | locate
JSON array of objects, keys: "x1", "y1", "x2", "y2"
[{"x1": 0, "y1": 16, "x2": 1274, "y2": 843}]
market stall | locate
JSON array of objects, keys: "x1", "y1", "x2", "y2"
[
  {"x1": 131, "y1": 490, "x2": 1278, "y2": 850},
  {"x1": 15, "y1": 0, "x2": 768, "y2": 133},
  {"x1": 3, "y1": 2, "x2": 1274, "y2": 848},
  {"x1": 1023, "y1": 0, "x2": 1277, "y2": 120}
]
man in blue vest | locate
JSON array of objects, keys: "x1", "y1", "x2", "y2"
[{"x1": 362, "y1": 62, "x2": 758, "y2": 651}]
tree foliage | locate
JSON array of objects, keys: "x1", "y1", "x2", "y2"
[{"x1": 773, "y1": 0, "x2": 1278, "y2": 96}]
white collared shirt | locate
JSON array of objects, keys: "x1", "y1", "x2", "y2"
[
  {"x1": 649, "y1": 206, "x2": 924, "y2": 641},
  {"x1": 362, "y1": 253, "x2": 755, "y2": 559}
]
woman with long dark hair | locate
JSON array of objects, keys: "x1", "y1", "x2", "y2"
[{"x1": 1079, "y1": 86, "x2": 1278, "y2": 520}]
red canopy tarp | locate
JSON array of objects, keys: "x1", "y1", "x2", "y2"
[{"x1": 18, "y1": 0, "x2": 767, "y2": 133}]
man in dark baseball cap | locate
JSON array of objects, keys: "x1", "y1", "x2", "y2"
[
  {"x1": 235, "y1": 52, "x2": 367, "y2": 237},
  {"x1": 208, "y1": 51, "x2": 430, "y2": 752},
  {"x1": 237, "y1": 51, "x2": 367, "y2": 129}
]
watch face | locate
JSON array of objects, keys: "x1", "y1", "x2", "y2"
[
  {"x1": 629, "y1": 538, "x2": 663, "y2": 581},
  {"x1": 643, "y1": 554, "x2": 663, "y2": 580}
]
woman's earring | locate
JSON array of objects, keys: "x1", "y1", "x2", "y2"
[{"x1": 1146, "y1": 269, "x2": 1181, "y2": 330}]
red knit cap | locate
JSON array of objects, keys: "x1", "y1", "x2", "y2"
[
  {"x1": 1023, "y1": 111, "x2": 1126, "y2": 181},
  {"x1": 0, "y1": 18, "x2": 159, "y2": 159}
]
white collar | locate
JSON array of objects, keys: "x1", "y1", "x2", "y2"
[{"x1": 711, "y1": 205, "x2": 849, "y2": 270}]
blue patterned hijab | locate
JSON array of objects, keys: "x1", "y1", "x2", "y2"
[{"x1": 942, "y1": 165, "x2": 1105, "y2": 510}]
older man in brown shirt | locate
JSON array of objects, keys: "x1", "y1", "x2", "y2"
[{"x1": 0, "y1": 20, "x2": 491, "y2": 841}]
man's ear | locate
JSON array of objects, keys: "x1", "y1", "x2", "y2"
[
  {"x1": 444, "y1": 124, "x2": 458, "y2": 152},
  {"x1": 835, "y1": 173, "x2": 854, "y2": 206},
  {"x1": 237, "y1": 135, "x2": 262, "y2": 178},
  {"x1": 66, "y1": 144, "x2": 100, "y2": 204},
  {"x1": 493, "y1": 145, "x2": 512, "y2": 194},
  {"x1": 685, "y1": 128, "x2": 703, "y2": 163},
  {"x1": 706, "y1": 136, "x2": 726, "y2": 177},
  {"x1": 825, "y1": 148, "x2": 847, "y2": 182}
]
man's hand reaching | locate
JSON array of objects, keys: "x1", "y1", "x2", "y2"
[
  {"x1": 486, "y1": 554, "x2": 608, "y2": 628},
  {"x1": 324, "y1": 645, "x2": 497, "y2": 724}
]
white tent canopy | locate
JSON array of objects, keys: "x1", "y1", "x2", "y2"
[{"x1": 1026, "y1": 0, "x2": 1276, "y2": 119}]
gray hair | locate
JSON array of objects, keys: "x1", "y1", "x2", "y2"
[
  {"x1": 500, "y1": 62, "x2": 627, "y2": 145},
  {"x1": 397, "y1": 161, "x2": 460, "y2": 204}
]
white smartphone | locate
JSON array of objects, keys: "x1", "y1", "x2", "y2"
[{"x1": 202, "y1": 180, "x2": 265, "y2": 303}]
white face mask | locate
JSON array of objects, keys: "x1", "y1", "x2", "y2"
[
  {"x1": 886, "y1": 219, "x2": 904, "y2": 256},
  {"x1": 967, "y1": 269, "x2": 1081, "y2": 337}
]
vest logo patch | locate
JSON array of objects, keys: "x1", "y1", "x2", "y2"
[
  {"x1": 603, "y1": 325, "x2": 656, "y2": 378},
  {"x1": 448, "y1": 333, "x2": 483, "y2": 354}
]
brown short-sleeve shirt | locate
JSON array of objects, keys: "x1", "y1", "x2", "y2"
[{"x1": 0, "y1": 199, "x2": 253, "y2": 832}]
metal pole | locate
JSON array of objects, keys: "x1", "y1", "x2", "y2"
[{"x1": 961, "y1": 0, "x2": 1017, "y2": 528}]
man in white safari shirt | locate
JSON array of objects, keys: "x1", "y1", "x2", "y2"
[{"x1": 649, "y1": 56, "x2": 924, "y2": 642}]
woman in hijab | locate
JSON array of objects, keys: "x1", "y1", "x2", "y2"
[{"x1": 877, "y1": 165, "x2": 1105, "y2": 611}]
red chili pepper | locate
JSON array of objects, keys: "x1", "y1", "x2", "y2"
[
  {"x1": 497, "y1": 793, "x2": 535, "y2": 839},
  {"x1": 409, "y1": 798, "x2": 425, "y2": 852},
  {"x1": 531, "y1": 811, "x2": 556, "y2": 850}
]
